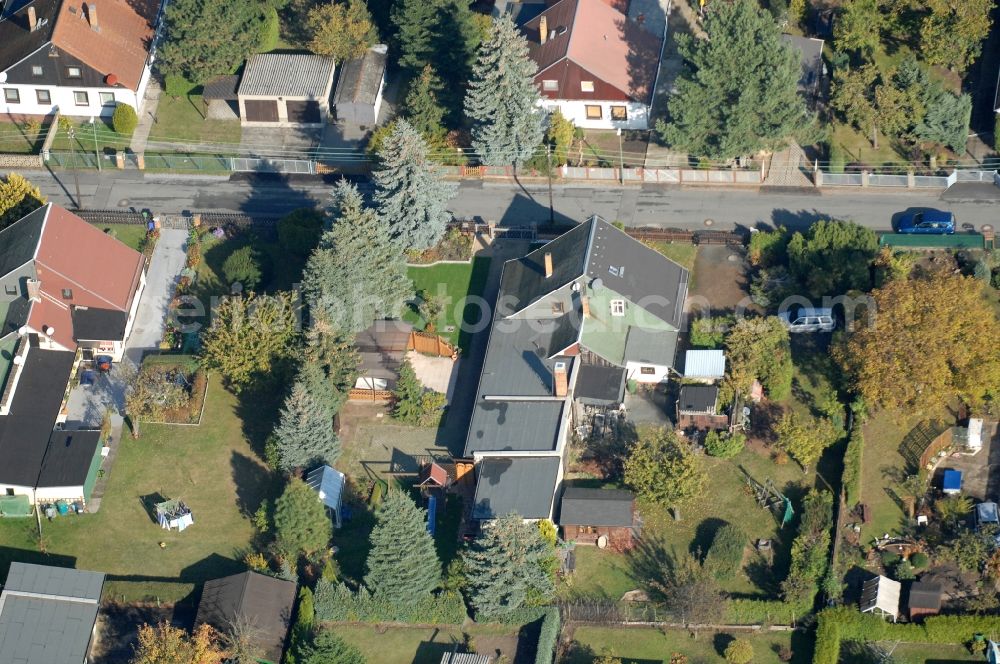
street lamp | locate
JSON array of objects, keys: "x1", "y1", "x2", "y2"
[
  {"x1": 89, "y1": 116, "x2": 100, "y2": 172},
  {"x1": 617, "y1": 128, "x2": 624, "y2": 185}
]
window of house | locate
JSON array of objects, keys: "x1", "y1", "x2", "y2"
[
  {"x1": 611, "y1": 105, "x2": 627, "y2": 120},
  {"x1": 31, "y1": 65, "x2": 43, "y2": 76},
  {"x1": 542, "y1": 79, "x2": 558, "y2": 91},
  {"x1": 585, "y1": 104, "x2": 602, "y2": 119},
  {"x1": 552, "y1": 301, "x2": 564, "y2": 314},
  {"x1": 4, "y1": 285, "x2": 16, "y2": 295},
  {"x1": 4, "y1": 88, "x2": 19, "y2": 103},
  {"x1": 67, "y1": 66, "x2": 82, "y2": 78},
  {"x1": 74, "y1": 90, "x2": 88, "y2": 106},
  {"x1": 608, "y1": 265, "x2": 624, "y2": 278},
  {"x1": 5, "y1": 489, "x2": 13, "y2": 497},
  {"x1": 61, "y1": 288, "x2": 72, "y2": 299},
  {"x1": 580, "y1": 81, "x2": 594, "y2": 92},
  {"x1": 36, "y1": 89, "x2": 51, "y2": 104},
  {"x1": 640, "y1": 366, "x2": 656, "y2": 375},
  {"x1": 99, "y1": 92, "x2": 115, "y2": 106},
  {"x1": 610, "y1": 299, "x2": 625, "y2": 316}
]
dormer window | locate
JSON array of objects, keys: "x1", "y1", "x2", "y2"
[
  {"x1": 608, "y1": 265, "x2": 624, "y2": 278},
  {"x1": 610, "y1": 299, "x2": 625, "y2": 316}
]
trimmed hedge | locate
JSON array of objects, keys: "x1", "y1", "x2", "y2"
[
  {"x1": 724, "y1": 599, "x2": 809, "y2": 625},
  {"x1": 842, "y1": 424, "x2": 864, "y2": 508},
  {"x1": 313, "y1": 581, "x2": 467, "y2": 624},
  {"x1": 814, "y1": 607, "x2": 1000, "y2": 663},
  {"x1": 535, "y1": 607, "x2": 560, "y2": 664}
]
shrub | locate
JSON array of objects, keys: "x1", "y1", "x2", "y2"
[
  {"x1": 910, "y1": 552, "x2": 929, "y2": 569},
  {"x1": 222, "y1": 245, "x2": 263, "y2": 290},
  {"x1": 312, "y1": 580, "x2": 467, "y2": 624},
  {"x1": 842, "y1": 424, "x2": 863, "y2": 507},
  {"x1": 690, "y1": 315, "x2": 733, "y2": 349},
  {"x1": 724, "y1": 638, "x2": 754, "y2": 664},
  {"x1": 278, "y1": 208, "x2": 325, "y2": 257},
  {"x1": 828, "y1": 143, "x2": 846, "y2": 174},
  {"x1": 748, "y1": 226, "x2": 788, "y2": 267},
  {"x1": 112, "y1": 103, "x2": 139, "y2": 135},
  {"x1": 535, "y1": 607, "x2": 560, "y2": 664},
  {"x1": 893, "y1": 559, "x2": 916, "y2": 580},
  {"x1": 880, "y1": 551, "x2": 900, "y2": 567},
  {"x1": 258, "y1": 6, "x2": 280, "y2": 53},
  {"x1": 724, "y1": 598, "x2": 808, "y2": 625},
  {"x1": 705, "y1": 523, "x2": 747, "y2": 581},
  {"x1": 705, "y1": 430, "x2": 745, "y2": 459}
]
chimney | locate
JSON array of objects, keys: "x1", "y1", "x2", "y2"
[
  {"x1": 581, "y1": 295, "x2": 590, "y2": 317},
  {"x1": 539, "y1": 15, "x2": 547, "y2": 44},
  {"x1": 26, "y1": 279, "x2": 41, "y2": 302},
  {"x1": 27, "y1": 5, "x2": 36, "y2": 31},
  {"x1": 544, "y1": 251, "x2": 553, "y2": 278},
  {"x1": 553, "y1": 361, "x2": 568, "y2": 397},
  {"x1": 87, "y1": 3, "x2": 99, "y2": 31}
]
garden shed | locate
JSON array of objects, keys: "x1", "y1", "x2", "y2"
[
  {"x1": 558, "y1": 487, "x2": 637, "y2": 546},
  {"x1": 676, "y1": 384, "x2": 728, "y2": 430},
  {"x1": 333, "y1": 44, "x2": 388, "y2": 126},
  {"x1": 860, "y1": 575, "x2": 901, "y2": 621},
  {"x1": 683, "y1": 350, "x2": 726, "y2": 382},
  {"x1": 237, "y1": 53, "x2": 335, "y2": 127},
  {"x1": 305, "y1": 464, "x2": 346, "y2": 528},
  {"x1": 906, "y1": 580, "x2": 942, "y2": 621}
]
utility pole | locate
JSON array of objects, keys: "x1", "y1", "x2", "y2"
[
  {"x1": 617, "y1": 127, "x2": 625, "y2": 185},
  {"x1": 90, "y1": 117, "x2": 100, "y2": 172},
  {"x1": 546, "y1": 143, "x2": 554, "y2": 225},
  {"x1": 68, "y1": 127, "x2": 82, "y2": 209}
]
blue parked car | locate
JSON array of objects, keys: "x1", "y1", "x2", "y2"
[{"x1": 897, "y1": 209, "x2": 955, "y2": 234}]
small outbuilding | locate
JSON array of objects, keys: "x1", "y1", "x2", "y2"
[
  {"x1": 942, "y1": 469, "x2": 963, "y2": 495},
  {"x1": 906, "y1": 580, "x2": 942, "y2": 621},
  {"x1": 196, "y1": 571, "x2": 297, "y2": 664},
  {"x1": 333, "y1": 44, "x2": 388, "y2": 127},
  {"x1": 860, "y1": 574, "x2": 901, "y2": 622},
  {"x1": 676, "y1": 384, "x2": 728, "y2": 430},
  {"x1": 558, "y1": 487, "x2": 637, "y2": 546},
  {"x1": 305, "y1": 465, "x2": 346, "y2": 528},
  {"x1": 683, "y1": 350, "x2": 726, "y2": 382},
  {"x1": 238, "y1": 53, "x2": 336, "y2": 127}
]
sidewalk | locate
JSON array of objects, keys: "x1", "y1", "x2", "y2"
[{"x1": 129, "y1": 78, "x2": 162, "y2": 154}]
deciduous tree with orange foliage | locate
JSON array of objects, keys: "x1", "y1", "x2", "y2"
[
  {"x1": 130, "y1": 622, "x2": 226, "y2": 664},
  {"x1": 836, "y1": 272, "x2": 1000, "y2": 413}
]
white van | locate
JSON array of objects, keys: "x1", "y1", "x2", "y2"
[{"x1": 778, "y1": 306, "x2": 835, "y2": 333}]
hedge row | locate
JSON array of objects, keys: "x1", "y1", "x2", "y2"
[
  {"x1": 724, "y1": 599, "x2": 810, "y2": 626},
  {"x1": 842, "y1": 424, "x2": 864, "y2": 508},
  {"x1": 535, "y1": 607, "x2": 560, "y2": 664},
  {"x1": 814, "y1": 607, "x2": 1000, "y2": 663},
  {"x1": 313, "y1": 580, "x2": 467, "y2": 625}
]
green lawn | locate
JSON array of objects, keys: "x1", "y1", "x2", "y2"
[
  {"x1": 404, "y1": 257, "x2": 492, "y2": 353},
  {"x1": 0, "y1": 121, "x2": 46, "y2": 153},
  {"x1": 884, "y1": 642, "x2": 982, "y2": 664},
  {"x1": 48, "y1": 118, "x2": 131, "y2": 154},
  {"x1": 860, "y1": 410, "x2": 928, "y2": 543},
  {"x1": 830, "y1": 122, "x2": 907, "y2": 170},
  {"x1": 565, "y1": 626, "x2": 812, "y2": 663},
  {"x1": 645, "y1": 242, "x2": 698, "y2": 271},
  {"x1": 332, "y1": 624, "x2": 521, "y2": 664},
  {"x1": 148, "y1": 92, "x2": 242, "y2": 145},
  {"x1": 89, "y1": 223, "x2": 148, "y2": 252},
  {"x1": 0, "y1": 381, "x2": 272, "y2": 603}
]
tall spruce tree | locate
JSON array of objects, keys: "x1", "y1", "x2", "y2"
[
  {"x1": 303, "y1": 180, "x2": 411, "y2": 334},
  {"x1": 391, "y1": 0, "x2": 440, "y2": 74},
  {"x1": 301, "y1": 314, "x2": 360, "y2": 414},
  {"x1": 405, "y1": 66, "x2": 447, "y2": 141},
  {"x1": 275, "y1": 478, "x2": 333, "y2": 558},
  {"x1": 273, "y1": 377, "x2": 339, "y2": 470},
  {"x1": 158, "y1": 0, "x2": 267, "y2": 83},
  {"x1": 364, "y1": 490, "x2": 441, "y2": 599},
  {"x1": 463, "y1": 512, "x2": 555, "y2": 620},
  {"x1": 658, "y1": 0, "x2": 812, "y2": 159},
  {"x1": 373, "y1": 119, "x2": 457, "y2": 251},
  {"x1": 464, "y1": 16, "x2": 545, "y2": 169}
]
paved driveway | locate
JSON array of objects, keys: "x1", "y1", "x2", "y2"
[{"x1": 64, "y1": 228, "x2": 187, "y2": 427}]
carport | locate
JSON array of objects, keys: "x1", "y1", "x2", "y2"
[{"x1": 236, "y1": 53, "x2": 335, "y2": 127}]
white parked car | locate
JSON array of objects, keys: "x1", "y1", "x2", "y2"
[{"x1": 778, "y1": 306, "x2": 835, "y2": 333}]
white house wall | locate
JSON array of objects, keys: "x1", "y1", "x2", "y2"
[
  {"x1": 625, "y1": 361, "x2": 669, "y2": 384},
  {"x1": 34, "y1": 485, "x2": 86, "y2": 504},
  {"x1": 0, "y1": 84, "x2": 139, "y2": 118},
  {"x1": 0, "y1": 483, "x2": 34, "y2": 500},
  {"x1": 540, "y1": 99, "x2": 650, "y2": 131}
]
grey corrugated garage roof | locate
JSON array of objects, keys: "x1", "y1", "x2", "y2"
[
  {"x1": 333, "y1": 44, "x2": 387, "y2": 106},
  {"x1": 238, "y1": 53, "x2": 335, "y2": 98},
  {"x1": 0, "y1": 562, "x2": 105, "y2": 664},
  {"x1": 472, "y1": 456, "x2": 561, "y2": 519},
  {"x1": 559, "y1": 487, "x2": 634, "y2": 526}
]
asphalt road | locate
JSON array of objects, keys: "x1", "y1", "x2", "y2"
[{"x1": 28, "y1": 168, "x2": 1000, "y2": 231}]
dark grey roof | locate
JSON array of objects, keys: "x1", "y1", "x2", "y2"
[
  {"x1": 467, "y1": 400, "x2": 564, "y2": 454},
  {"x1": 907, "y1": 581, "x2": 942, "y2": 610},
  {"x1": 71, "y1": 306, "x2": 128, "y2": 341},
  {"x1": 2, "y1": 296, "x2": 31, "y2": 336},
  {"x1": 498, "y1": 222, "x2": 591, "y2": 310},
  {"x1": 0, "y1": 205, "x2": 45, "y2": 278},
  {"x1": 558, "y1": 487, "x2": 634, "y2": 526},
  {"x1": 0, "y1": 0, "x2": 60, "y2": 74},
  {"x1": 239, "y1": 53, "x2": 335, "y2": 98},
  {"x1": 196, "y1": 571, "x2": 297, "y2": 663},
  {"x1": 623, "y1": 327, "x2": 678, "y2": 367},
  {"x1": 575, "y1": 363, "x2": 625, "y2": 405},
  {"x1": 472, "y1": 456, "x2": 561, "y2": 519},
  {"x1": 677, "y1": 384, "x2": 718, "y2": 413},
  {"x1": 36, "y1": 430, "x2": 101, "y2": 488},
  {"x1": 0, "y1": 347, "x2": 75, "y2": 486},
  {"x1": 333, "y1": 44, "x2": 387, "y2": 106},
  {"x1": 202, "y1": 74, "x2": 240, "y2": 101},
  {"x1": 0, "y1": 562, "x2": 105, "y2": 664}
]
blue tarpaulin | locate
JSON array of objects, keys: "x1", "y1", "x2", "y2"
[
  {"x1": 427, "y1": 494, "x2": 437, "y2": 537},
  {"x1": 943, "y1": 469, "x2": 962, "y2": 494}
]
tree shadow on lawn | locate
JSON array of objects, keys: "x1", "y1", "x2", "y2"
[
  {"x1": 690, "y1": 517, "x2": 727, "y2": 561},
  {"x1": 713, "y1": 632, "x2": 737, "y2": 658},
  {"x1": 233, "y1": 370, "x2": 293, "y2": 462},
  {"x1": 230, "y1": 451, "x2": 277, "y2": 519}
]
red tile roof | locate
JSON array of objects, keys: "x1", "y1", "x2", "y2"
[
  {"x1": 524, "y1": 0, "x2": 663, "y2": 104},
  {"x1": 51, "y1": 0, "x2": 160, "y2": 91}
]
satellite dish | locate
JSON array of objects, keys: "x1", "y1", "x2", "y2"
[
  {"x1": 591, "y1": 278, "x2": 604, "y2": 291},
  {"x1": 596, "y1": 535, "x2": 609, "y2": 549},
  {"x1": 571, "y1": 282, "x2": 581, "y2": 292},
  {"x1": 44, "y1": 326, "x2": 54, "y2": 336},
  {"x1": 12, "y1": 355, "x2": 23, "y2": 365},
  {"x1": 0, "y1": 72, "x2": 7, "y2": 83}
]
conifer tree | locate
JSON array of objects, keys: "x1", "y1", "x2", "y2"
[
  {"x1": 274, "y1": 478, "x2": 332, "y2": 558},
  {"x1": 301, "y1": 314, "x2": 360, "y2": 414},
  {"x1": 158, "y1": 0, "x2": 267, "y2": 83},
  {"x1": 273, "y1": 378, "x2": 338, "y2": 470},
  {"x1": 463, "y1": 512, "x2": 555, "y2": 620},
  {"x1": 364, "y1": 490, "x2": 441, "y2": 599},
  {"x1": 373, "y1": 119, "x2": 457, "y2": 251},
  {"x1": 405, "y1": 66, "x2": 447, "y2": 141},
  {"x1": 303, "y1": 180, "x2": 411, "y2": 334},
  {"x1": 392, "y1": 0, "x2": 440, "y2": 74},
  {"x1": 464, "y1": 16, "x2": 544, "y2": 169}
]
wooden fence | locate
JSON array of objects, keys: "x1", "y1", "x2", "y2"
[
  {"x1": 408, "y1": 330, "x2": 457, "y2": 358},
  {"x1": 348, "y1": 388, "x2": 394, "y2": 403}
]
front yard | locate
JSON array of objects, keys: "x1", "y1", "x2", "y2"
[
  {"x1": 0, "y1": 380, "x2": 270, "y2": 603},
  {"x1": 148, "y1": 79, "x2": 242, "y2": 145}
]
